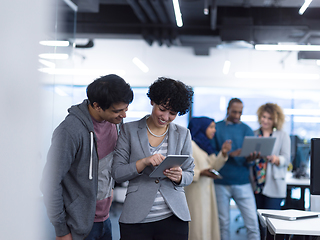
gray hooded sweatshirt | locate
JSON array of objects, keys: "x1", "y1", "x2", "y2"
[{"x1": 41, "y1": 99, "x2": 99, "y2": 240}]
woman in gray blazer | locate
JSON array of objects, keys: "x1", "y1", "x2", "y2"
[
  {"x1": 250, "y1": 103, "x2": 291, "y2": 210},
  {"x1": 112, "y1": 77, "x2": 195, "y2": 240}
]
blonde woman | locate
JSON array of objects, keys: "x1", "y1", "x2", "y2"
[{"x1": 250, "y1": 103, "x2": 290, "y2": 210}]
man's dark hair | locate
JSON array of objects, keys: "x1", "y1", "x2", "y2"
[
  {"x1": 147, "y1": 77, "x2": 193, "y2": 116},
  {"x1": 227, "y1": 98, "x2": 243, "y2": 110},
  {"x1": 87, "y1": 74, "x2": 133, "y2": 110}
]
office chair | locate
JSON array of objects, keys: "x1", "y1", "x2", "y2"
[{"x1": 235, "y1": 213, "x2": 246, "y2": 234}]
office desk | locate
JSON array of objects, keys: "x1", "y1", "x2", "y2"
[
  {"x1": 284, "y1": 172, "x2": 310, "y2": 210},
  {"x1": 258, "y1": 209, "x2": 320, "y2": 240},
  {"x1": 286, "y1": 172, "x2": 310, "y2": 186}
]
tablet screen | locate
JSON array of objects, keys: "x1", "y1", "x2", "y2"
[{"x1": 149, "y1": 155, "x2": 189, "y2": 178}]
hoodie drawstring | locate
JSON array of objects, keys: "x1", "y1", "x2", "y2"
[{"x1": 89, "y1": 132, "x2": 94, "y2": 180}]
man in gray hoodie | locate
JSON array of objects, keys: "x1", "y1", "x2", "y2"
[{"x1": 41, "y1": 74, "x2": 133, "y2": 240}]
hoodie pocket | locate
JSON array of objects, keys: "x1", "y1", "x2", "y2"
[{"x1": 65, "y1": 194, "x2": 80, "y2": 211}]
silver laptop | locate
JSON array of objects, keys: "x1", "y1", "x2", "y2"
[
  {"x1": 239, "y1": 136, "x2": 276, "y2": 157},
  {"x1": 262, "y1": 210, "x2": 320, "y2": 221}
]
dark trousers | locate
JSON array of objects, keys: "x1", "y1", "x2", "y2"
[
  {"x1": 255, "y1": 193, "x2": 284, "y2": 240},
  {"x1": 119, "y1": 215, "x2": 189, "y2": 240},
  {"x1": 255, "y1": 193, "x2": 283, "y2": 210},
  {"x1": 85, "y1": 218, "x2": 112, "y2": 240}
]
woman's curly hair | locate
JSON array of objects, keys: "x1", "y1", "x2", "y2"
[
  {"x1": 257, "y1": 103, "x2": 285, "y2": 130},
  {"x1": 147, "y1": 77, "x2": 194, "y2": 116}
]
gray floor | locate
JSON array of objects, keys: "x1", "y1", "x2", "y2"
[{"x1": 41, "y1": 199, "x2": 248, "y2": 240}]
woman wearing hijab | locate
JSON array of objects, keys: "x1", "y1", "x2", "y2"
[{"x1": 185, "y1": 117, "x2": 232, "y2": 240}]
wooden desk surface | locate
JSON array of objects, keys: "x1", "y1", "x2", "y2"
[{"x1": 258, "y1": 209, "x2": 320, "y2": 236}]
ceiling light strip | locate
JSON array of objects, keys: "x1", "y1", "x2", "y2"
[
  {"x1": 39, "y1": 41, "x2": 70, "y2": 47},
  {"x1": 63, "y1": 0, "x2": 78, "y2": 12},
  {"x1": 223, "y1": 60, "x2": 231, "y2": 75},
  {"x1": 235, "y1": 72, "x2": 319, "y2": 80},
  {"x1": 132, "y1": 57, "x2": 149, "y2": 73},
  {"x1": 38, "y1": 68, "x2": 126, "y2": 76},
  {"x1": 284, "y1": 109, "x2": 320, "y2": 116},
  {"x1": 172, "y1": 0, "x2": 183, "y2": 27},
  {"x1": 39, "y1": 53, "x2": 69, "y2": 60},
  {"x1": 39, "y1": 59, "x2": 56, "y2": 68},
  {"x1": 255, "y1": 44, "x2": 320, "y2": 51},
  {"x1": 54, "y1": 87, "x2": 69, "y2": 97},
  {"x1": 299, "y1": 0, "x2": 312, "y2": 15},
  {"x1": 294, "y1": 117, "x2": 320, "y2": 123}
]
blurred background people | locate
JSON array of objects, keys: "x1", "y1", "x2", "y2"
[
  {"x1": 211, "y1": 98, "x2": 260, "y2": 240},
  {"x1": 111, "y1": 77, "x2": 194, "y2": 240},
  {"x1": 250, "y1": 103, "x2": 290, "y2": 239},
  {"x1": 251, "y1": 102, "x2": 290, "y2": 209},
  {"x1": 185, "y1": 117, "x2": 231, "y2": 240}
]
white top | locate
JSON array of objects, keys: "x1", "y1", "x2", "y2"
[{"x1": 250, "y1": 129, "x2": 291, "y2": 198}]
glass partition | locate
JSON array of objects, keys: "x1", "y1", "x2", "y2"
[
  {"x1": 192, "y1": 87, "x2": 320, "y2": 141},
  {"x1": 123, "y1": 87, "x2": 189, "y2": 127},
  {"x1": 40, "y1": 0, "x2": 77, "y2": 164},
  {"x1": 46, "y1": 85, "x2": 320, "y2": 142}
]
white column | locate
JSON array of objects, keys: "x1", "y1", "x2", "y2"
[{"x1": 0, "y1": 1, "x2": 49, "y2": 239}]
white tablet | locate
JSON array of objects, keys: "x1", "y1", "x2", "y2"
[
  {"x1": 239, "y1": 136, "x2": 276, "y2": 157},
  {"x1": 149, "y1": 155, "x2": 189, "y2": 178}
]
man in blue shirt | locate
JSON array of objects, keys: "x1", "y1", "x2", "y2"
[{"x1": 211, "y1": 98, "x2": 260, "y2": 240}]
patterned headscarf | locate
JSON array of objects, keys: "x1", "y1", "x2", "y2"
[{"x1": 188, "y1": 117, "x2": 216, "y2": 155}]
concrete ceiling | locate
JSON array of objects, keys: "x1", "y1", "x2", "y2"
[
  {"x1": 61, "y1": 0, "x2": 320, "y2": 56},
  {"x1": 46, "y1": 0, "x2": 320, "y2": 90}
]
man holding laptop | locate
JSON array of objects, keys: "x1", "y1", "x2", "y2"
[{"x1": 210, "y1": 98, "x2": 260, "y2": 240}]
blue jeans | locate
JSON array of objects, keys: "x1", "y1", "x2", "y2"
[
  {"x1": 85, "y1": 218, "x2": 112, "y2": 240},
  {"x1": 215, "y1": 183, "x2": 260, "y2": 240}
]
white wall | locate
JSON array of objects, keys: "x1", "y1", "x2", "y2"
[
  {"x1": 49, "y1": 38, "x2": 320, "y2": 90},
  {"x1": 0, "y1": 1, "x2": 48, "y2": 239}
]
